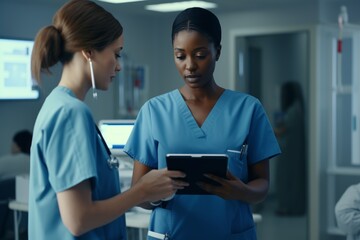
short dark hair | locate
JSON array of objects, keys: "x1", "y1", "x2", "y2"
[
  {"x1": 13, "y1": 130, "x2": 32, "y2": 154},
  {"x1": 171, "y1": 7, "x2": 221, "y2": 48}
]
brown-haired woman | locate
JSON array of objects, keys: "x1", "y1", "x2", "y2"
[
  {"x1": 29, "y1": 1, "x2": 187, "y2": 239},
  {"x1": 125, "y1": 7, "x2": 280, "y2": 240}
]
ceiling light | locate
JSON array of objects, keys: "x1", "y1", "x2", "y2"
[
  {"x1": 145, "y1": 1, "x2": 217, "y2": 12},
  {"x1": 98, "y1": 0, "x2": 147, "y2": 4}
]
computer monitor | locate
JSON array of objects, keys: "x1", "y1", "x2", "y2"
[
  {"x1": 0, "y1": 37, "x2": 40, "y2": 100},
  {"x1": 98, "y1": 119, "x2": 135, "y2": 156}
]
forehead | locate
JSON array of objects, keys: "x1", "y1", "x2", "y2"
[
  {"x1": 108, "y1": 35, "x2": 124, "y2": 50},
  {"x1": 173, "y1": 30, "x2": 211, "y2": 49}
]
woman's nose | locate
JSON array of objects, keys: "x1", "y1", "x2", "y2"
[
  {"x1": 186, "y1": 58, "x2": 196, "y2": 71},
  {"x1": 115, "y1": 62, "x2": 121, "y2": 72}
]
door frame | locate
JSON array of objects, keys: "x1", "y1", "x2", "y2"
[{"x1": 229, "y1": 25, "x2": 319, "y2": 240}]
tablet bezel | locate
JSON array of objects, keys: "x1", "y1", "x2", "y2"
[{"x1": 166, "y1": 153, "x2": 228, "y2": 195}]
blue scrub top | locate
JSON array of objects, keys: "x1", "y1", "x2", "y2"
[
  {"x1": 29, "y1": 86, "x2": 126, "y2": 240},
  {"x1": 124, "y1": 89, "x2": 280, "y2": 240}
]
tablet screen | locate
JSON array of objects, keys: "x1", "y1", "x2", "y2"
[{"x1": 166, "y1": 154, "x2": 228, "y2": 195}]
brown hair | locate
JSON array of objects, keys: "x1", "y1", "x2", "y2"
[{"x1": 31, "y1": 0, "x2": 123, "y2": 82}]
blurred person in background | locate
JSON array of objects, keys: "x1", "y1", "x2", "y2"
[{"x1": 274, "y1": 81, "x2": 306, "y2": 216}]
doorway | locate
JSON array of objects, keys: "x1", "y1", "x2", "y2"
[{"x1": 233, "y1": 31, "x2": 309, "y2": 240}]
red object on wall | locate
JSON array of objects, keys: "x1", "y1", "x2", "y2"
[{"x1": 337, "y1": 39, "x2": 342, "y2": 53}]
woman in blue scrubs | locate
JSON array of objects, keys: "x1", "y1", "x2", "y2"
[
  {"x1": 29, "y1": 1, "x2": 187, "y2": 239},
  {"x1": 125, "y1": 7, "x2": 281, "y2": 240}
]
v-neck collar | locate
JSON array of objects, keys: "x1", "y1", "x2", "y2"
[{"x1": 173, "y1": 89, "x2": 228, "y2": 138}]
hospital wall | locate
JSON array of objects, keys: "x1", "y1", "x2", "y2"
[
  {"x1": 1, "y1": 1, "x2": 360, "y2": 157},
  {"x1": 1, "y1": 1, "x2": 360, "y2": 240},
  {"x1": 0, "y1": 1, "x2": 177, "y2": 156}
]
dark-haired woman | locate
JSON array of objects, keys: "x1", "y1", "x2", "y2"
[{"x1": 125, "y1": 7, "x2": 280, "y2": 240}]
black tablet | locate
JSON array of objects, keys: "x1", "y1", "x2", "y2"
[{"x1": 166, "y1": 154, "x2": 228, "y2": 195}]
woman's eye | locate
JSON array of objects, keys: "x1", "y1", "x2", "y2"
[
  {"x1": 195, "y1": 51, "x2": 208, "y2": 59},
  {"x1": 196, "y1": 55, "x2": 206, "y2": 59},
  {"x1": 176, "y1": 55, "x2": 185, "y2": 60},
  {"x1": 115, "y1": 53, "x2": 121, "y2": 59}
]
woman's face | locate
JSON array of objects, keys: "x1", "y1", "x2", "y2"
[
  {"x1": 173, "y1": 30, "x2": 220, "y2": 89},
  {"x1": 92, "y1": 35, "x2": 124, "y2": 90}
]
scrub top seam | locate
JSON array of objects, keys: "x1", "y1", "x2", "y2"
[
  {"x1": 173, "y1": 90, "x2": 205, "y2": 138},
  {"x1": 201, "y1": 89, "x2": 228, "y2": 132}
]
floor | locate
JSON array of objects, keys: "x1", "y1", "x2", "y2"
[{"x1": 255, "y1": 195, "x2": 308, "y2": 240}]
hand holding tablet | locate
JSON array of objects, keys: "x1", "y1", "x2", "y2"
[{"x1": 166, "y1": 154, "x2": 228, "y2": 195}]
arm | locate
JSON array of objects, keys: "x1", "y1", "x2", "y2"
[
  {"x1": 57, "y1": 179, "x2": 144, "y2": 236},
  {"x1": 197, "y1": 159, "x2": 270, "y2": 204},
  {"x1": 58, "y1": 166, "x2": 187, "y2": 236},
  {"x1": 335, "y1": 184, "x2": 360, "y2": 235},
  {"x1": 131, "y1": 160, "x2": 153, "y2": 209}
]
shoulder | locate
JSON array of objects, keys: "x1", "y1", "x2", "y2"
[
  {"x1": 36, "y1": 88, "x2": 94, "y2": 135},
  {"x1": 336, "y1": 183, "x2": 360, "y2": 208},
  {"x1": 149, "y1": 90, "x2": 176, "y2": 103},
  {"x1": 224, "y1": 89, "x2": 263, "y2": 109},
  {"x1": 345, "y1": 183, "x2": 360, "y2": 196},
  {"x1": 143, "y1": 90, "x2": 178, "y2": 110},
  {"x1": 45, "y1": 88, "x2": 92, "y2": 120},
  {"x1": 225, "y1": 89, "x2": 259, "y2": 102}
]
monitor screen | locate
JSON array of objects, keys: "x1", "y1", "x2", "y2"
[
  {"x1": 98, "y1": 119, "x2": 135, "y2": 155},
  {"x1": 0, "y1": 37, "x2": 39, "y2": 100}
]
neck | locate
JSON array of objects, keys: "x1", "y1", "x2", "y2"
[
  {"x1": 59, "y1": 57, "x2": 90, "y2": 101},
  {"x1": 181, "y1": 81, "x2": 222, "y2": 101}
]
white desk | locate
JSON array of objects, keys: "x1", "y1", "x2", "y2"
[
  {"x1": 125, "y1": 211, "x2": 151, "y2": 239},
  {"x1": 8, "y1": 200, "x2": 27, "y2": 240},
  {"x1": 8, "y1": 200, "x2": 262, "y2": 240},
  {"x1": 126, "y1": 211, "x2": 263, "y2": 225}
]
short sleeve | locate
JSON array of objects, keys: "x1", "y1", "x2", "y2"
[
  {"x1": 46, "y1": 105, "x2": 98, "y2": 192},
  {"x1": 124, "y1": 101, "x2": 158, "y2": 168},
  {"x1": 247, "y1": 100, "x2": 281, "y2": 164}
]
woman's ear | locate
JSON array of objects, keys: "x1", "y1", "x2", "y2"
[
  {"x1": 215, "y1": 45, "x2": 222, "y2": 61},
  {"x1": 81, "y1": 50, "x2": 92, "y2": 61}
]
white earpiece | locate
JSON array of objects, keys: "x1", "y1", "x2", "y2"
[{"x1": 89, "y1": 58, "x2": 97, "y2": 99}]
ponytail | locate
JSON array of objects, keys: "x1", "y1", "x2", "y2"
[
  {"x1": 31, "y1": 0, "x2": 123, "y2": 83},
  {"x1": 31, "y1": 25, "x2": 63, "y2": 82}
]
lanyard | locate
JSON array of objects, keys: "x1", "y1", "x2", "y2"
[{"x1": 95, "y1": 124, "x2": 120, "y2": 169}]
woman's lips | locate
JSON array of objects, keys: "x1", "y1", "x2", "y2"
[{"x1": 185, "y1": 75, "x2": 201, "y2": 82}]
